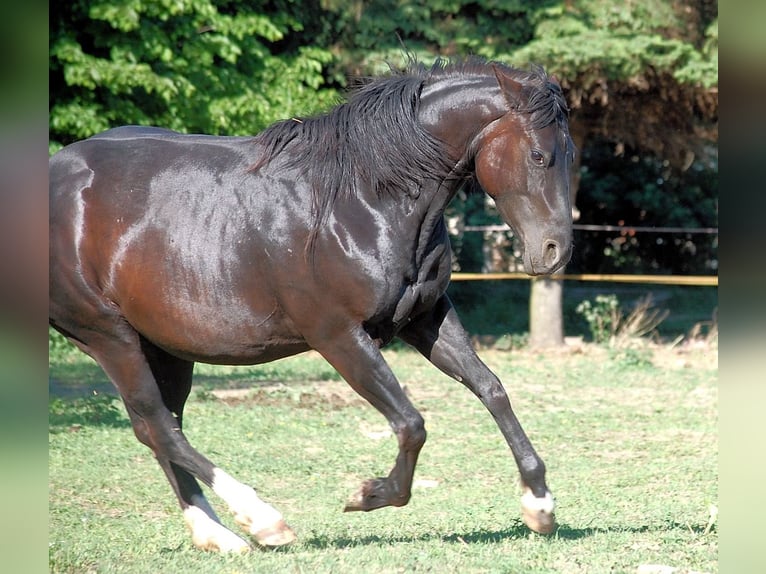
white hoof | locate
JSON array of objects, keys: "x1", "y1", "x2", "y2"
[
  {"x1": 251, "y1": 518, "x2": 298, "y2": 547},
  {"x1": 520, "y1": 488, "x2": 556, "y2": 534}
]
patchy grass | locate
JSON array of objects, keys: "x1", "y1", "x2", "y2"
[{"x1": 49, "y1": 344, "x2": 717, "y2": 573}]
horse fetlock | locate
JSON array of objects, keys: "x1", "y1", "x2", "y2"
[
  {"x1": 520, "y1": 488, "x2": 556, "y2": 534},
  {"x1": 392, "y1": 490, "x2": 412, "y2": 507}
]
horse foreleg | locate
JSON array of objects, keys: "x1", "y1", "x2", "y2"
[
  {"x1": 399, "y1": 295, "x2": 556, "y2": 534},
  {"x1": 313, "y1": 328, "x2": 427, "y2": 512}
]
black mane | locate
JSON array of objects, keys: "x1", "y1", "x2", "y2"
[
  {"x1": 250, "y1": 57, "x2": 569, "y2": 235},
  {"x1": 251, "y1": 70, "x2": 450, "y2": 231}
]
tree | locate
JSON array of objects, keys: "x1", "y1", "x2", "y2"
[
  {"x1": 49, "y1": 0, "x2": 339, "y2": 152},
  {"x1": 509, "y1": 0, "x2": 718, "y2": 347}
]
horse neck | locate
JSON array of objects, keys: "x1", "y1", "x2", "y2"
[
  {"x1": 397, "y1": 75, "x2": 508, "y2": 258},
  {"x1": 418, "y1": 75, "x2": 509, "y2": 163}
]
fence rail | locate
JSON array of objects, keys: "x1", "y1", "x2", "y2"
[
  {"x1": 453, "y1": 222, "x2": 718, "y2": 286},
  {"x1": 450, "y1": 272, "x2": 717, "y2": 286},
  {"x1": 462, "y1": 223, "x2": 719, "y2": 235}
]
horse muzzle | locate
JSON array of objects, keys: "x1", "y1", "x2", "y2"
[{"x1": 522, "y1": 237, "x2": 572, "y2": 276}]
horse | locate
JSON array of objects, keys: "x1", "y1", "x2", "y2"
[{"x1": 49, "y1": 57, "x2": 574, "y2": 553}]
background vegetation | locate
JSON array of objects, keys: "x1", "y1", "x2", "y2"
[{"x1": 50, "y1": 0, "x2": 718, "y2": 279}]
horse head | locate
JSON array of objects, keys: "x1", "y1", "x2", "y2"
[{"x1": 473, "y1": 65, "x2": 574, "y2": 276}]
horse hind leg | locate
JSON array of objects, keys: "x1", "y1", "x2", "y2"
[
  {"x1": 76, "y1": 325, "x2": 295, "y2": 551},
  {"x1": 135, "y1": 340, "x2": 255, "y2": 552}
]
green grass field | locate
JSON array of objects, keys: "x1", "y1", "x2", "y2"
[{"x1": 49, "y1": 339, "x2": 717, "y2": 574}]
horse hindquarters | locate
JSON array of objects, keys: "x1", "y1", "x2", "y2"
[{"x1": 49, "y1": 161, "x2": 295, "y2": 552}]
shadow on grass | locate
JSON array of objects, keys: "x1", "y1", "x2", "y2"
[
  {"x1": 49, "y1": 394, "x2": 131, "y2": 431},
  {"x1": 303, "y1": 520, "x2": 703, "y2": 550},
  {"x1": 303, "y1": 521, "x2": 531, "y2": 550}
]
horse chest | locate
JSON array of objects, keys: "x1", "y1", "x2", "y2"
[{"x1": 360, "y1": 235, "x2": 451, "y2": 346}]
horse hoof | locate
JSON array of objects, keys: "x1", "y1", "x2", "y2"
[
  {"x1": 343, "y1": 478, "x2": 403, "y2": 512},
  {"x1": 253, "y1": 519, "x2": 297, "y2": 547},
  {"x1": 520, "y1": 489, "x2": 556, "y2": 534},
  {"x1": 343, "y1": 488, "x2": 366, "y2": 512}
]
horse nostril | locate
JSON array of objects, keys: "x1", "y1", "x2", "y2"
[{"x1": 543, "y1": 240, "x2": 560, "y2": 268}]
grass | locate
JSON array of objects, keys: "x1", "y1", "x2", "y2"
[{"x1": 49, "y1": 341, "x2": 717, "y2": 573}]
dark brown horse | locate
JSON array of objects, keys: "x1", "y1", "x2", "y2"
[{"x1": 49, "y1": 58, "x2": 574, "y2": 552}]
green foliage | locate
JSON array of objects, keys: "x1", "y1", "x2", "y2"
[
  {"x1": 576, "y1": 293, "x2": 669, "y2": 346},
  {"x1": 576, "y1": 294, "x2": 620, "y2": 344},
  {"x1": 320, "y1": 0, "x2": 540, "y2": 72},
  {"x1": 512, "y1": 1, "x2": 717, "y2": 88},
  {"x1": 50, "y1": 0, "x2": 338, "y2": 147},
  {"x1": 609, "y1": 346, "x2": 654, "y2": 370}
]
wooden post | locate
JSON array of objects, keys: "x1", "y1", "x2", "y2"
[{"x1": 529, "y1": 271, "x2": 565, "y2": 348}]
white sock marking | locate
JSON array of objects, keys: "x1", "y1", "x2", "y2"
[
  {"x1": 521, "y1": 488, "x2": 555, "y2": 514},
  {"x1": 211, "y1": 468, "x2": 283, "y2": 535},
  {"x1": 183, "y1": 505, "x2": 250, "y2": 553}
]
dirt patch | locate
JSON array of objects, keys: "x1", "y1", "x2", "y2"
[
  {"x1": 48, "y1": 340, "x2": 716, "y2": 404},
  {"x1": 48, "y1": 375, "x2": 370, "y2": 411},
  {"x1": 211, "y1": 382, "x2": 367, "y2": 410}
]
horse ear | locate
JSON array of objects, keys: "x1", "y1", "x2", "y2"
[
  {"x1": 550, "y1": 74, "x2": 561, "y2": 87},
  {"x1": 492, "y1": 64, "x2": 523, "y2": 109}
]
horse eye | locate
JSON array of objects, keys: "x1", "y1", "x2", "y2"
[{"x1": 530, "y1": 150, "x2": 545, "y2": 166}]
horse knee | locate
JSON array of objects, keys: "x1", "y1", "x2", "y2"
[{"x1": 481, "y1": 380, "x2": 510, "y2": 412}]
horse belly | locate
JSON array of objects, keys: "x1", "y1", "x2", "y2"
[{"x1": 107, "y1": 245, "x2": 311, "y2": 365}]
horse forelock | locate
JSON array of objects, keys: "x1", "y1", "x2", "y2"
[{"x1": 485, "y1": 63, "x2": 569, "y2": 133}]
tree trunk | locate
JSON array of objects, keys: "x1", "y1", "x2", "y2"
[{"x1": 529, "y1": 273, "x2": 565, "y2": 348}]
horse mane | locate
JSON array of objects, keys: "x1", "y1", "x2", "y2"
[
  {"x1": 250, "y1": 57, "x2": 569, "y2": 243},
  {"x1": 249, "y1": 65, "x2": 451, "y2": 234}
]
